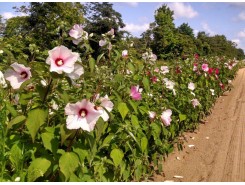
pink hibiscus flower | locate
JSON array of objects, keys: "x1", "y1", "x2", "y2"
[
  {"x1": 65, "y1": 99, "x2": 102, "y2": 131},
  {"x1": 161, "y1": 109, "x2": 172, "y2": 126},
  {"x1": 148, "y1": 111, "x2": 156, "y2": 121},
  {"x1": 191, "y1": 99, "x2": 201, "y2": 108},
  {"x1": 122, "y1": 50, "x2": 128, "y2": 58},
  {"x1": 130, "y1": 85, "x2": 142, "y2": 101},
  {"x1": 94, "y1": 94, "x2": 114, "y2": 122},
  {"x1": 46, "y1": 45, "x2": 80, "y2": 74},
  {"x1": 4, "y1": 62, "x2": 32, "y2": 89},
  {"x1": 69, "y1": 24, "x2": 88, "y2": 45},
  {"x1": 202, "y1": 64, "x2": 209, "y2": 72}
]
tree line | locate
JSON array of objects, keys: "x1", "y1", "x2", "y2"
[{"x1": 0, "y1": 2, "x2": 244, "y2": 61}]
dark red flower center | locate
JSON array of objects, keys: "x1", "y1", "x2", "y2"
[
  {"x1": 79, "y1": 108, "x2": 88, "y2": 118},
  {"x1": 55, "y1": 58, "x2": 64, "y2": 66},
  {"x1": 20, "y1": 71, "x2": 28, "y2": 79}
]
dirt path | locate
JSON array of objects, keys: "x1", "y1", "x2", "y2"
[{"x1": 153, "y1": 68, "x2": 245, "y2": 182}]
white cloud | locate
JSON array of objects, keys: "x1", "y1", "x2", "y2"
[
  {"x1": 123, "y1": 23, "x2": 149, "y2": 35},
  {"x1": 124, "y1": 2, "x2": 138, "y2": 7},
  {"x1": 201, "y1": 22, "x2": 216, "y2": 36},
  {"x1": 2, "y1": 12, "x2": 15, "y2": 19},
  {"x1": 232, "y1": 39, "x2": 240, "y2": 45},
  {"x1": 194, "y1": 29, "x2": 199, "y2": 37},
  {"x1": 238, "y1": 12, "x2": 245, "y2": 21},
  {"x1": 2, "y1": 11, "x2": 28, "y2": 20},
  {"x1": 168, "y1": 2, "x2": 198, "y2": 19},
  {"x1": 238, "y1": 29, "x2": 245, "y2": 38}
]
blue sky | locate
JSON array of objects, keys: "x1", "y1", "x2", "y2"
[{"x1": 0, "y1": 2, "x2": 245, "y2": 52}]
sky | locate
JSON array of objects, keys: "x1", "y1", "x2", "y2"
[{"x1": 0, "y1": 2, "x2": 245, "y2": 52}]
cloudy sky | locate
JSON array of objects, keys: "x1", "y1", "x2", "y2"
[{"x1": 0, "y1": 2, "x2": 245, "y2": 52}]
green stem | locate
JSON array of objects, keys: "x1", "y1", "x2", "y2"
[
  {"x1": 42, "y1": 78, "x2": 53, "y2": 104},
  {"x1": 66, "y1": 130, "x2": 79, "y2": 152}
]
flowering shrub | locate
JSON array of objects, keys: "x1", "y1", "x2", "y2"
[{"x1": 0, "y1": 25, "x2": 242, "y2": 182}]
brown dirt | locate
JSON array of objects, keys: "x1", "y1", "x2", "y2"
[{"x1": 153, "y1": 68, "x2": 245, "y2": 182}]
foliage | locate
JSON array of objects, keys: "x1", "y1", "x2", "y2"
[
  {"x1": 84, "y1": 2, "x2": 126, "y2": 58},
  {"x1": 0, "y1": 2, "x2": 244, "y2": 182}
]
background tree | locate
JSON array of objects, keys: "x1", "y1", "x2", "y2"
[
  {"x1": 177, "y1": 23, "x2": 194, "y2": 38},
  {"x1": 84, "y1": 2, "x2": 125, "y2": 58},
  {"x1": 150, "y1": 5, "x2": 178, "y2": 59},
  {"x1": 0, "y1": 15, "x2": 5, "y2": 37}
]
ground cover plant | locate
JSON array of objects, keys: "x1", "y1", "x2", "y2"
[{"x1": 0, "y1": 2, "x2": 244, "y2": 182}]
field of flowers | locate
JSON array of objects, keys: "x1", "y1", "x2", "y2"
[{"x1": 0, "y1": 25, "x2": 242, "y2": 182}]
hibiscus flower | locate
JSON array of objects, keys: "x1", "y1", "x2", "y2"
[{"x1": 4, "y1": 62, "x2": 31, "y2": 89}]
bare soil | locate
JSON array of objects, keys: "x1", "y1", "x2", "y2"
[{"x1": 153, "y1": 68, "x2": 245, "y2": 182}]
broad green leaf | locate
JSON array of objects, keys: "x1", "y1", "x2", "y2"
[
  {"x1": 6, "y1": 102, "x2": 17, "y2": 117},
  {"x1": 118, "y1": 102, "x2": 129, "y2": 120},
  {"x1": 19, "y1": 92, "x2": 33, "y2": 105},
  {"x1": 26, "y1": 108, "x2": 48, "y2": 142},
  {"x1": 99, "y1": 134, "x2": 115, "y2": 150},
  {"x1": 151, "y1": 122, "x2": 161, "y2": 138},
  {"x1": 59, "y1": 152, "x2": 79, "y2": 181},
  {"x1": 9, "y1": 143, "x2": 22, "y2": 171},
  {"x1": 142, "y1": 77, "x2": 150, "y2": 92},
  {"x1": 41, "y1": 132, "x2": 58, "y2": 154},
  {"x1": 128, "y1": 100, "x2": 138, "y2": 114},
  {"x1": 27, "y1": 158, "x2": 51, "y2": 182},
  {"x1": 73, "y1": 145, "x2": 88, "y2": 163},
  {"x1": 179, "y1": 114, "x2": 187, "y2": 122},
  {"x1": 139, "y1": 106, "x2": 148, "y2": 115},
  {"x1": 95, "y1": 117, "x2": 104, "y2": 141},
  {"x1": 7, "y1": 115, "x2": 26, "y2": 129},
  {"x1": 89, "y1": 57, "x2": 95, "y2": 73},
  {"x1": 131, "y1": 115, "x2": 139, "y2": 128},
  {"x1": 60, "y1": 124, "x2": 75, "y2": 145},
  {"x1": 110, "y1": 148, "x2": 124, "y2": 167},
  {"x1": 140, "y1": 137, "x2": 148, "y2": 152},
  {"x1": 36, "y1": 85, "x2": 47, "y2": 101},
  {"x1": 127, "y1": 63, "x2": 135, "y2": 73}
]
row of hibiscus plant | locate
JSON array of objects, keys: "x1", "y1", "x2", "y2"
[{"x1": 0, "y1": 24, "x2": 241, "y2": 182}]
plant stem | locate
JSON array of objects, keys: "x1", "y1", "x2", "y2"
[
  {"x1": 42, "y1": 78, "x2": 53, "y2": 104},
  {"x1": 67, "y1": 130, "x2": 79, "y2": 152}
]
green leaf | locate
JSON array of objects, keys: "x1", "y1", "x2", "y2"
[
  {"x1": 58, "y1": 91, "x2": 70, "y2": 104},
  {"x1": 179, "y1": 114, "x2": 187, "y2": 122},
  {"x1": 27, "y1": 158, "x2": 51, "y2": 182},
  {"x1": 60, "y1": 124, "x2": 75, "y2": 145},
  {"x1": 127, "y1": 63, "x2": 135, "y2": 73},
  {"x1": 9, "y1": 143, "x2": 22, "y2": 171},
  {"x1": 110, "y1": 148, "x2": 124, "y2": 167},
  {"x1": 73, "y1": 144, "x2": 88, "y2": 163},
  {"x1": 140, "y1": 137, "x2": 148, "y2": 153},
  {"x1": 95, "y1": 117, "x2": 104, "y2": 142},
  {"x1": 131, "y1": 115, "x2": 139, "y2": 128},
  {"x1": 139, "y1": 106, "x2": 148, "y2": 115},
  {"x1": 26, "y1": 108, "x2": 48, "y2": 142},
  {"x1": 97, "y1": 53, "x2": 105, "y2": 63},
  {"x1": 142, "y1": 77, "x2": 150, "y2": 92},
  {"x1": 6, "y1": 102, "x2": 18, "y2": 117},
  {"x1": 89, "y1": 57, "x2": 95, "y2": 73},
  {"x1": 59, "y1": 152, "x2": 79, "y2": 181},
  {"x1": 36, "y1": 85, "x2": 47, "y2": 101},
  {"x1": 118, "y1": 102, "x2": 129, "y2": 120},
  {"x1": 19, "y1": 92, "x2": 33, "y2": 105},
  {"x1": 128, "y1": 100, "x2": 138, "y2": 114},
  {"x1": 41, "y1": 132, "x2": 58, "y2": 154},
  {"x1": 99, "y1": 134, "x2": 115, "y2": 150},
  {"x1": 7, "y1": 115, "x2": 26, "y2": 129}
]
